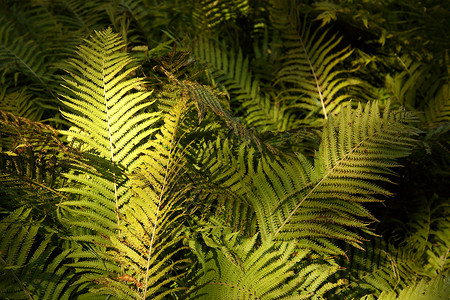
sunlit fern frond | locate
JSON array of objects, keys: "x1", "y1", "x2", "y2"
[
  {"x1": 60, "y1": 28, "x2": 161, "y2": 171},
  {"x1": 194, "y1": 36, "x2": 291, "y2": 132},
  {"x1": 250, "y1": 101, "x2": 418, "y2": 254},
  {"x1": 269, "y1": 0, "x2": 361, "y2": 120},
  {"x1": 57, "y1": 28, "x2": 160, "y2": 265},
  {"x1": 0, "y1": 206, "x2": 80, "y2": 299},
  {"x1": 90, "y1": 97, "x2": 190, "y2": 299},
  {"x1": 188, "y1": 228, "x2": 344, "y2": 299}
]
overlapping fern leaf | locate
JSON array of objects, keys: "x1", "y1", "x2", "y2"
[
  {"x1": 188, "y1": 137, "x2": 257, "y2": 234},
  {"x1": 270, "y1": 0, "x2": 361, "y2": 119},
  {"x1": 194, "y1": 36, "x2": 290, "y2": 132},
  {"x1": 0, "y1": 1, "x2": 74, "y2": 104},
  {"x1": 0, "y1": 206, "x2": 79, "y2": 299},
  {"x1": 191, "y1": 0, "x2": 251, "y2": 32},
  {"x1": 0, "y1": 110, "x2": 71, "y2": 218},
  {"x1": 329, "y1": 212, "x2": 449, "y2": 300},
  {"x1": 53, "y1": 29, "x2": 164, "y2": 296},
  {"x1": 157, "y1": 65, "x2": 274, "y2": 153},
  {"x1": 372, "y1": 272, "x2": 449, "y2": 300},
  {"x1": 94, "y1": 98, "x2": 190, "y2": 299},
  {"x1": 250, "y1": 101, "x2": 419, "y2": 254},
  {"x1": 0, "y1": 86, "x2": 45, "y2": 121},
  {"x1": 0, "y1": 19, "x2": 50, "y2": 87},
  {"x1": 423, "y1": 55, "x2": 450, "y2": 124},
  {"x1": 188, "y1": 227, "x2": 344, "y2": 299}
]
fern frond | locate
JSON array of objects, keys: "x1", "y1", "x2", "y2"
[
  {"x1": 0, "y1": 86, "x2": 45, "y2": 120},
  {"x1": 0, "y1": 20, "x2": 50, "y2": 87},
  {"x1": 41, "y1": 0, "x2": 109, "y2": 31},
  {"x1": 158, "y1": 66, "x2": 275, "y2": 153},
  {"x1": 189, "y1": 228, "x2": 344, "y2": 299},
  {"x1": 385, "y1": 56, "x2": 433, "y2": 112},
  {"x1": 58, "y1": 27, "x2": 161, "y2": 243},
  {"x1": 424, "y1": 54, "x2": 450, "y2": 123},
  {"x1": 188, "y1": 137, "x2": 257, "y2": 233},
  {"x1": 270, "y1": 0, "x2": 360, "y2": 119},
  {"x1": 250, "y1": 101, "x2": 418, "y2": 253},
  {"x1": 374, "y1": 271, "x2": 450, "y2": 300},
  {"x1": 328, "y1": 190, "x2": 449, "y2": 299},
  {"x1": 0, "y1": 206, "x2": 79, "y2": 299},
  {"x1": 0, "y1": 110, "x2": 72, "y2": 216},
  {"x1": 194, "y1": 37, "x2": 290, "y2": 132},
  {"x1": 96, "y1": 97, "x2": 190, "y2": 299},
  {"x1": 55, "y1": 29, "x2": 163, "y2": 293},
  {"x1": 60, "y1": 27, "x2": 160, "y2": 171},
  {"x1": 191, "y1": 0, "x2": 251, "y2": 32},
  {"x1": 331, "y1": 237, "x2": 449, "y2": 299}
]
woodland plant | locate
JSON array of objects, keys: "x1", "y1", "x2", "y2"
[{"x1": 0, "y1": 0, "x2": 449, "y2": 299}]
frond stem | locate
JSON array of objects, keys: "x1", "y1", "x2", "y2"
[
  {"x1": 297, "y1": 31, "x2": 328, "y2": 119},
  {"x1": 101, "y1": 52, "x2": 121, "y2": 238}
]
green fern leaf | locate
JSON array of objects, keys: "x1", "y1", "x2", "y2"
[
  {"x1": 194, "y1": 37, "x2": 289, "y2": 132},
  {"x1": 60, "y1": 27, "x2": 160, "y2": 171},
  {"x1": 330, "y1": 192, "x2": 449, "y2": 299},
  {"x1": 374, "y1": 271, "x2": 450, "y2": 300},
  {"x1": 58, "y1": 28, "x2": 161, "y2": 241},
  {"x1": 270, "y1": 1, "x2": 360, "y2": 119},
  {"x1": 0, "y1": 207, "x2": 79, "y2": 299},
  {"x1": 0, "y1": 21, "x2": 49, "y2": 86},
  {"x1": 424, "y1": 54, "x2": 450, "y2": 123},
  {"x1": 250, "y1": 101, "x2": 418, "y2": 253},
  {"x1": 189, "y1": 228, "x2": 344, "y2": 299},
  {"x1": 91, "y1": 98, "x2": 190, "y2": 299},
  {"x1": 0, "y1": 110, "x2": 71, "y2": 216},
  {"x1": 0, "y1": 87, "x2": 45, "y2": 121},
  {"x1": 189, "y1": 137, "x2": 257, "y2": 233}
]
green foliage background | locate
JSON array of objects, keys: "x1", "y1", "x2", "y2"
[{"x1": 0, "y1": 0, "x2": 448, "y2": 299}]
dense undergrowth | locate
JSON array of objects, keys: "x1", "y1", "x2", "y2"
[{"x1": 0, "y1": 0, "x2": 449, "y2": 299}]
